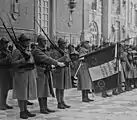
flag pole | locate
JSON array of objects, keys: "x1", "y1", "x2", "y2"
[
  {"x1": 116, "y1": 35, "x2": 122, "y2": 94},
  {"x1": 113, "y1": 30, "x2": 121, "y2": 95},
  {"x1": 80, "y1": 0, "x2": 84, "y2": 42}
]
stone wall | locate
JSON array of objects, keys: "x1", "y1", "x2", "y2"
[{"x1": 0, "y1": 0, "x2": 35, "y2": 41}]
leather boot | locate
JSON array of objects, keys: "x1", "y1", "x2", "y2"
[
  {"x1": 61, "y1": 90, "x2": 71, "y2": 108},
  {"x1": 86, "y1": 90, "x2": 94, "y2": 102},
  {"x1": 18, "y1": 100, "x2": 28, "y2": 119},
  {"x1": 56, "y1": 89, "x2": 65, "y2": 109},
  {"x1": 126, "y1": 79, "x2": 132, "y2": 91},
  {"x1": 112, "y1": 88, "x2": 119, "y2": 95},
  {"x1": 82, "y1": 90, "x2": 89, "y2": 102},
  {"x1": 25, "y1": 110, "x2": 36, "y2": 117},
  {"x1": 43, "y1": 97, "x2": 55, "y2": 113},
  {"x1": 24, "y1": 101, "x2": 36, "y2": 117},
  {"x1": 20, "y1": 111, "x2": 28, "y2": 119},
  {"x1": 102, "y1": 91, "x2": 112, "y2": 98},
  {"x1": 57, "y1": 102, "x2": 65, "y2": 109},
  {"x1": 38, "y1": 98, "x2": 49, "y2": 114},
  {"x1": 62, "y1": 101, "x2": 71, "y2": 108}
]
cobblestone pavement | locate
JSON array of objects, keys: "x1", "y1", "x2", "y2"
[{"x1": 1, "y1": 88, "x2": 137, "y2": 120}]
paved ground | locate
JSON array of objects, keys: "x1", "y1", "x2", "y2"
[{"x1": 1, "y1": 88, "x2": 137, "y2": 120}]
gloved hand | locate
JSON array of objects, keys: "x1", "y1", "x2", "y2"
[
  {"x1": 79, "y1": 57, "x2": 84, "y2": 61},
  {"x1": 57, "y1": 62, "x2": 65, "y2": 67}
]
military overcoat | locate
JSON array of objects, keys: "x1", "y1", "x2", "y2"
[
  {"x1": 50, "y1": 49, "x2": 72, "y2": 89},
  {"x1": 12, "y1": 49, "x2": 37, "y2": 100},
  {"x1": 77, "y1": 47, "x2": 93, "y2": 90},
  {"x1": 32, "y1": 46, "x2": 58, "y2": 97}
]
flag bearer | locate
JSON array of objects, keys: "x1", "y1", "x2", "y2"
[{"x1": 77, "y1": 40, "x2": 94, "y2": 102}]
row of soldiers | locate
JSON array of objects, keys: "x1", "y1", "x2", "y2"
[
  {"x1": 0, "y1": 34, "x2": 95, "y2": 119},
  {"x1": 1, "y1": 32, "x2": 137, "y2": 119}
]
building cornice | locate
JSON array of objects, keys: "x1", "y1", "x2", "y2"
[{"x1": 0, "y1": 26, "x2": 35, "y2": 34}]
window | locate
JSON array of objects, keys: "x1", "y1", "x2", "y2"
[
  {"x1": 38, "y1": 0, "x2": 49, "y2": 35},
  {"x1": 89, "y1": 22, "x2": 98, "y2": 45}
]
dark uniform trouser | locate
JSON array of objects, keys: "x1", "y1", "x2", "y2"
[
  {"x1": 18, "y1": 100, "x2": 27, "y2": 112},
  {"x1": 56, "y1": 89, "x2": 64, "y2": 103},
  {"x1": 0, "y1": 87, "x2": 8, "y2": 109},
  {"x1": 38, "y1": 97, "x2": 47, "y2": 110}
]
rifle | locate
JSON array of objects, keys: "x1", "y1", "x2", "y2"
[
  {"x1": 0, "y1": 17, "x2": 30, "y2": 60},
  {"x1": 34, "y1": 19, "x2": 65, "y2": 56}
]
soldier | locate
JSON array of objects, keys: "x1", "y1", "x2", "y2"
[
  {"x1": 51, "y1": 38, "x2": 72, "y2": 109},
  {"x1": 0, "y1": 37, "x2": 13, "y2": 110},
  {"x1": 126, "y1": 51, "x2": 134, "y2": 90},
  {"x1": 12, "y1": 34, "x2": 37, "y2": 119},
  {"x1": 77, "y1": 40, "x2": 94, "y2": 102},
  {"x1": 32, "y1": 35, "x2": 65, "y2": 114}
]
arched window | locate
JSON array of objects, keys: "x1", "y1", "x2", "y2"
[{"x1": 89, "y1": 22, "x2": 98, "y2": 45}]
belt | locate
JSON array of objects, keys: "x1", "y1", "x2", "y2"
[
  {"x1": 36, "y1": 63, "x2": 52, "y2": 72},
  {"x1": 18, "y1": 63, "x2": 35, "y2": 70}
]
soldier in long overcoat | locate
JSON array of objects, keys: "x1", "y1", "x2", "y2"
[
  {"x1": 0, "y1": 37, "x2": 13, "y2": 110},
  {"x1": 51, "y1": 38, "x2": 72, "y2": 109},
  {"x1": 133, "y1": 58, "x2": 137, "y2": 88},
  {"x1": 32, "y1": 35, "x2": 65, "y2": 114},
  {"x1": 126, "y1": 52, "x2": 134, "y2": 90},
  {"x1": 12, "y1": 34, "x2": 37, "y2": 119},
  {"x1": 77, "y1": 40, "x2": 94, "y2": 102}
]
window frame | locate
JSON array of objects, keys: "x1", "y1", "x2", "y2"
[{"x1": 38, "y1": 0, "x2": 49, "y2": 35}]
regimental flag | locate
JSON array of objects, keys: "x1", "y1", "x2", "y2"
[{"x1": 85, "y1": 44, "x2": 119, "y2": 93}]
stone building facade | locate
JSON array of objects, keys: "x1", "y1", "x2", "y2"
[
  {"x1": 53, "y1": 0, "x2": 102, "y2": 46},
  {"x1": 0, "y1": 0, "x2": 35, "y2": 42},
  {"x1": 1, "y1": 0, "x2": 137, "y2": 47},
  {"x1": 102, "y1": 0, "x2": 137, "y2": 45},
  {"x1": 127, "y1": 0, "x2": 137, "y2": 45}
]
